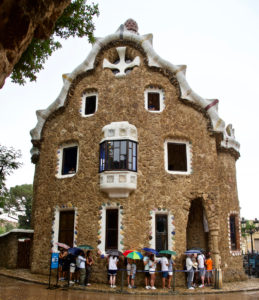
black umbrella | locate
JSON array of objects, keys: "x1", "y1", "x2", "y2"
[{"x1": 106, "y1": 249, "x2": 123, "y2": 256}]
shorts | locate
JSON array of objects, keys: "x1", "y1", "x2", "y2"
[
  {"x1": 131, "y1": 273, "x2": 136, "y2": 280},
  {"x1": 162, "y1": 271, "x2": 168, "y2": 278},
  {"x1": 145, "y1": 271, "x2": 150, "y2": 278},
  {"x1": 199, "y1": 268, "x2": 205, "y2": 277},
  {"x1": 149, "y1": 269, "x2": 155, "y2": 275},
  {"x1": 70, "y1": 263, "x2": 75, "y2": 273},
  {"x1": 206, "y1": 270, "x2": 212, "y2": 278},
  {"x1": 108, "y1": 269, "x2": 117, "y2": 276},
  {"x1": 168, "y1": 271, "x2": 173, "y2": 276}
]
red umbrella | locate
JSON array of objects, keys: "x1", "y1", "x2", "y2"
[
  {"x1": 123, "y1": 250, "x2": 135, "y2": 257},
  {"x1": 56, "y1": 242, "x2": 70, "y2": 249}
]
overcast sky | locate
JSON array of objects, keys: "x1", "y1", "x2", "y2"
[{"x1": 1, "y1": 0, "x2": 259, "y2": 219}]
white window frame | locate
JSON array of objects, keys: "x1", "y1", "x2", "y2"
[
  {"x1": 164, "y1": 139, "x2": 192, "y2": 175},
  {"x1": 144, "y1": 88, "x2": 165, "y2": 113},
  {"x1": 81, "y1": 92, "x2": 98, "y2": 117},
  {"x1": 52, "y1": 207, "x2": 76, "y2": 252},
  {"x1": 56, "y1": 143, "x2": 79, "y2": 179}
]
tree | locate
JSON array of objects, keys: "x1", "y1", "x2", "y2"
[
  {"x1": 4, "y1": 184, "x2": 33, "y2": 229},
  {"x1": 0, "y1": 145, "x2": 22, "y2": 208},
  {"x1": 11, "y1": 0, "x2": 99, "y2": 85}
]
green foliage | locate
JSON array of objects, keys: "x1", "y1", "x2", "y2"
[
  {"x1": 5, "y1": 184, "x2": 33, "y2": 229},
  {"x1": 241, "y1": 221, "x2": 255, "y2": 237},
  {"x1": 11, "y1": 0, "x2": 99, "y2": 85},
  {"x1": 0, "y1": 145, "x2": 22, "y2": 207}
]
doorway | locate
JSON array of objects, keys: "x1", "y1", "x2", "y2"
[{"x1": 186, "y1": 198, "x2": 209, "y2": 251}]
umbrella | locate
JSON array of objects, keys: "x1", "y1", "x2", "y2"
[
  {"x1": 142, "y1": 247, "x2": 159, "y2": 256},
  {"x1": 126, "y1": 251, "x2": 143, "y2": 260},
  {"x1": 106, "y1": 249, "x2": 123, "y2": 256},
  {"x1": 123, "y1": 250, "x2": 134, "y2": 257},
  {"x1": 56, "y1": 242, "x2": 70, "y2": 249},
  {"x1": 68, "y1": 247, "x2": 81, "y2": 256},
  {"x1": 78, "y1": 244, "x2": 94, "y2": 250},
  {"x1": 184, "y1": 249, "x2": 201, "y2": 255},
  {"x1": 159, "y1": 250, "x2": 177, "y2": 256}
]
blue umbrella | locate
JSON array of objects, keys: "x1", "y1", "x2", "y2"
[
  {"x1": 184, "y1": 249, "x2": 201, "y2": 255},
  {"x1": 142, "y1": 247, "x2": 159, "y2": 256},
  {"x1": 68, "y1": 247, "x2": 81, "y2": 256}
]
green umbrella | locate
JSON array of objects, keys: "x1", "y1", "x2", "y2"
[
  {"x1": 78, "y1": 244, "x2": 94, "y2": 250},
  {"x1": 159, "y1": 250, "x2": 177, "y2": 256}
]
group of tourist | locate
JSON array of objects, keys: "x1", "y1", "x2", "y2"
[
  {"x1": 58, "y1": 248, "x2": 213, "y2": 290},
  {"x1": 186, "y1": 252, "x2": 213, "y2": 290},
  {"x1": 58, "y1": 249, "x2": 94, "y2": 286}
]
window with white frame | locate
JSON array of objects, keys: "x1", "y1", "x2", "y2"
[
  {"x1": 165, "y1": 140, "x2": 191, "y2": 174},
  {"x1": 144, "y1": 87, "x2": 164, "y2": 112},
  {"x1": 155, "y1": 214, "x2": 168, "y2": 252},
  {"x1": 57, "y1": 144, "x2": 79, "y2": 178},
  {"x1": 82, "y1": 92, "x2": 98, "y2": 116}
]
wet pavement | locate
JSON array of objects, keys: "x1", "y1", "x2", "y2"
[
  {"x1": 0, "y1": 268, "x2": 259, "y2": 298},
  {"x1": 1, "y1": 276, "x2": 259, "y2": 300}
]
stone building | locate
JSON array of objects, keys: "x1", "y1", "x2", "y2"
[{"x1": 30, "y1": 20, "x2": 243, "y2": 282}]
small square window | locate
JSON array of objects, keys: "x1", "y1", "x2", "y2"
[
  {"x1": 85, "y1": 95, "x2": 96, "y2": 115},
  {"x1": 165, "y1": 140, "x2": 191, "y2": 174},
  {"x1": 61, "y1": 146, "x2": 78, "y2": 175},
  {"x1": 148, "y1": 92, "x2": 160, "y2": 111}
]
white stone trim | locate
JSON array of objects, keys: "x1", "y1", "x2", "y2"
[
  {"x1": 55, "y1": 143, "x2": 79, "y2": 179},
  {"x1": 51, "y1": 205, "x2": 78, "y2": 252},
  {"x1": 80, "y1": 91, "x2": 98, "y2": 117},
  {"x1": 101, "y1": 121, "x2": 138, "y2": 143},
  {"x1": 0, "y1": 229, "x2": 34, "y2": 238},
  {"x1": 149, "y1": 209, "x2": 175, "y2": 252},
  {"x1": 227, "y1": 211, "x2": 242, "y2": 256},
  {"x1": 30, "y1": 24, "x2": 240, "y2": 157},
  {"x1": 164, "y1": 139, "x2": 192, "y2": 175},
  {"x1": 97, "y1": 202, "x2": 124, "y2": 253},
  {"x1": 144, "y1": 86, "x2": 165, "y2": 113}
]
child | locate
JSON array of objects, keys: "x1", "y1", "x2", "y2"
[
  {"x1": 108, "y1": 255, "x2": 119, "y2": 288},
  {"x1": 127, "y1": 258, "x2": 132, "y2": 288},
  {"x1": 205, "y1": 253, "x2": 213, "y2": 286},
  {"x1": 130, "y1": 260, "x2": 137, "y2": 288}
]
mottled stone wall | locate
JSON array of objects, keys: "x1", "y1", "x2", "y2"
[
  {"x1": 31, "y1": 42, "x2": 242, "y2": 284},
  {"x1": 0, "y1": 0, "x2": 70, "y2": 88}
]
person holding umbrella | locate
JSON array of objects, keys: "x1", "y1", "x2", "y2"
[{"x1": 186, "y1": 253, "x2": 195, "y2": 290}]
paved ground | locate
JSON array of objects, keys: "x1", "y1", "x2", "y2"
[
  {"x1": 1, "y1": 275, "x2": 259, "y2": 300},
  {"x1": 0, "y1": 268, "x2": 259, "y2": 296}
]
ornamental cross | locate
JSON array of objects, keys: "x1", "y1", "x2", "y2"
[{"x1": 103, "y1": 47, "x2": 140, "y2": 77}]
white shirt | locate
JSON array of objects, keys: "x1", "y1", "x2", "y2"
[
  {"x1": 78, "y1": 255, "x2": 86, "y2": 269},
  {"x1": 108, "y1": 256, "x2": 118, "y2": 270},
  {"x1": 186, "y1": 257, "x2": 193, "y2": 271},
  {"x1": 198, "y1": 254, "x2": 205, "y2": 268},
  {"x1": 160, "y1": 257, "x2": 169, "y2": 272}
]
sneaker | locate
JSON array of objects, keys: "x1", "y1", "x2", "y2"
[
  {"x1": 145, "y1": 286, "x2": 150, "y2": 289},
  {"x1": 110, "y1": 285, "x2": 113, "y2": 288},
  {"x1": 151, "y1": 286, "x2": 156, "y2": 290},
  {"x1": 199, "y1": 284, "x2": 204, "y2": 288},
  {"x1": 188, "y1": 287, "x2": 195, "y2": 290},
  {"x1": 147, "y1": 285, "x2": 151, "y2": 289},
  {"x1": 87, "y1": 283, "x2": 91, "y2": 286},
  {"x1": 128, "y1": 285, "x2": 132, "y2": 288},
  {"x1": 69, "y1": 281, "x2": 74, "y2": 284}
]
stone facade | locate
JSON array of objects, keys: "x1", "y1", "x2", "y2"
[{"x1": 30, "y1": 20, "x2": 244, "y2": 284}]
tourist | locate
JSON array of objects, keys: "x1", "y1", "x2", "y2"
[
  {"x1": 192, "y1": 253, "x2": 198, "y2": 287},
  {"x1": 127, "y1": 258, "x2": 137, "y2": 288},
  {"x1": 143, "y1": 252, "x2": 151, "y2": 289},
  {"x1": 186, "y1": 254, "x2": 195, "y2": 290},
  {"x1": 197, "y1": 251, "x2": 206, "y2": 288},
  {"x1": 167, "y1": 255, "x2": 174, "y2": 289},
  {"x1": 85, "y1": 250, "x2": 94, "y2": 286},
  {"x1": 160, "y1": 254, "x2": 169, "y2": 289},
  {"x1": 58, "y1": 249, "x2": 65, "y2": 281},
  {"x1": 78, "y1": 250, "x2": 86, "y2": 286},
  {"x1": 107, "y1": 255, "x2": 119, "y2": 288},
  {"x1": 205, "y1": 253, "x2": 213, "y2": 286},
  {"x1": 127, "y1": 258, "x2": 132, "y2": 288},
  {"x1": 149, "y1": 254, "x2": 158, "y2": 290}
]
